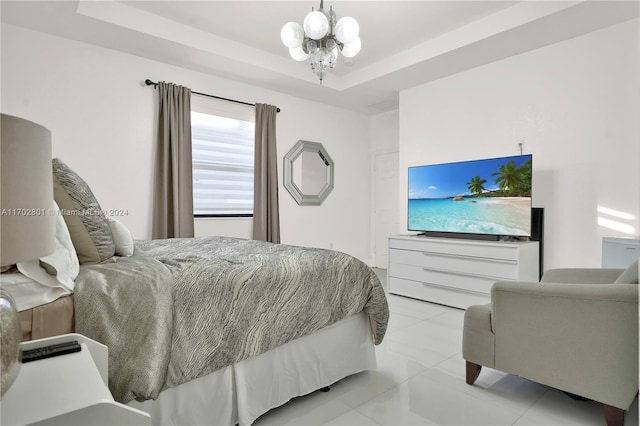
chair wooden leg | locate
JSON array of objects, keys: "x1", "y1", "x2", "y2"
[
  {"x1": 465, "y1": 361, "x2": 482, "y2": 385},
  {"x1": 604, "y1": 404, "x2": 625, "y2": 426}
]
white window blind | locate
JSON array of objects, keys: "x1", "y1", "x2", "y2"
[{"x1": 191, "y1": 111, "x2": 255, "y2": 216}]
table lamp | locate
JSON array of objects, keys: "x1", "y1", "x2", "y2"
[{"x1": 0, "y1": 113, "x2": 55, "y2": 397}]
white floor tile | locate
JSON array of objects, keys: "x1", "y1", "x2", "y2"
[
  {"x1": 355, "y1": 373, "x2": 523, "y2": 426},
  {"x1": 324, "y1": 347, "x2": 428, "y2": 408},
  {"x1": 383, "y1": 311, "x2": 465, "y2": 367},
  {"x1": 386, "y1": 294, "x2": 453, "y2": 320},
  {"x1": 513, "y1": 388, "x2": 605, "y2": 425},
  {"x1": 321, "y1": 409, "x2": 381, "y2": 426},
  {"x1": 252, "y1": 389, "x2": 353, "y2": 426},
  {"x1": 386, "y1": 312, "x2": 424, "y2": 332},
  {"x1": 419, "y1": 362, "x2": 548, "y2": 415}
]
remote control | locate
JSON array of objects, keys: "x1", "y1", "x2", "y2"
[{"x1": 22, "y1": 340, "x2": 82, "y2": 363}]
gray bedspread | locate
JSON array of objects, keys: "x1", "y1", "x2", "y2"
[
  {"x1": 74, "y1": 248, "x2": 174, "y2": 403},
  {"x1": 75, "y1": 236, "x2": 389, "y2": 404}
]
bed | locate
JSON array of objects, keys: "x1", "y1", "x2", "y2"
[
  {"x1": 8, "y1": 158, "x2": 389, "y2": 426},
  {"x1": 14, "y1": 237, "x2": 388, "y2": 425},
  {"x1": 77, "y1": 236, "x2": 388, "y2": 425}
]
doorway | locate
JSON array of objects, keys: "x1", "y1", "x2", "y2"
[{"x1": 374, "y1": 151, "x2": 399, "y2": 268}]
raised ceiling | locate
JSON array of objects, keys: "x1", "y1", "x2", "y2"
[{"x1": 2, "y1": 1, "x2": 638, "y2": 114}]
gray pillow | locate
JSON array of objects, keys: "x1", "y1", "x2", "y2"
[
  {"x1": 614, "y1": 259, "x2": 639, "y2": 284},
  {"x1": 52, "y1": 158, "x2": 115, "y2": 264}
]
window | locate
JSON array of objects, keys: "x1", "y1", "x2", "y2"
[{"x1": 191, "y1": 111, "x2": 255, "y2": 216}]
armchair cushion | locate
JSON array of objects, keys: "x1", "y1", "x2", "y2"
[
  {"x1": 613, "y1": 259, "x2": 638, "y2": 284},
  {"x1": 540, "y1": 268, "x2": 624, "y2": 284}
]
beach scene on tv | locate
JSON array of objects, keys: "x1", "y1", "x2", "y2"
[{"x1": 408, "y1": 155, "x2": 532, "y2": 237}]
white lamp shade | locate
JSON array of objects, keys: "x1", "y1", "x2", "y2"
[
  {"x1": 0, "y1": 114, "x2": 55, "y2": 266},
  {"x1": 335, "y1": 16, "x2": 359, "y2": 44},
  {"x1": 303, "y1": 10, "x2": 329, "y2": 40},
  {"x1": 340, "y1": 37, "x2": 361, "y2": 58},
  {"x1": 281, "y1": 22, "x2": 304, "y2": 49},
  {"x1": 289, "y1": 46, "x2": 310, "y2": 62}
]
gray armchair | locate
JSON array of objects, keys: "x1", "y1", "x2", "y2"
[{"x1": 463, "y1": 261, "x2": 638, "y2": 426}]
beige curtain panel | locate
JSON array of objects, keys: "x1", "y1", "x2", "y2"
[
  {"x1": 152, "y1": 82, "x2": 195, "y2": 239},
  {"x1": 253, "y1": 103, "x2": 280, "y2": 243}
]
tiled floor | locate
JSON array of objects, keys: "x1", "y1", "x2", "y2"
[{"x1": 253, "y1": 269, "x2": 639, "y2": 426}]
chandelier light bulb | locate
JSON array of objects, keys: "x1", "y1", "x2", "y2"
[
  {"x1": 340, "y1": 37, "x2": 361, "y2": 58},
  {"x1": 335, "y1": 16, "x2": 359, "y2": 44},
  {"x1": 303, "y1": 10, "x2": 329, "y2": 40},
  {"x1": 280, "y1": 22, "x2": 304, "y2": 49},
  {"x1": 289, "y1": 46, "x2": 309, "y2": 62}
]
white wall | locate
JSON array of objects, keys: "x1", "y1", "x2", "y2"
[
  {"x1": 400, "y1": 19, "x2": 639, "y2": 269},
  {"x1": 369, "y1": 109, "x2": 400, "y2": 266},
  {"x1": 1, "y1": 24, "x2": 374, "y2": 264},
  {"x1": 370, "y1": 110, "x2": 400, "y2": 154}
]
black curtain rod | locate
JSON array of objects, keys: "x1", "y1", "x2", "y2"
[{"x1": 145, "y1": 79, "x2": 280, "y2": 113}]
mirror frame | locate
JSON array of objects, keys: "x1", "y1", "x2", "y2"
[{"x1": 283, "y1": 140, "x2": 334, "y2": 206}]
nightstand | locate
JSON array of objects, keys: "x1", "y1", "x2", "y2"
[{"x1": 0, "y1": 333, "x2": 150, "y2": 425}]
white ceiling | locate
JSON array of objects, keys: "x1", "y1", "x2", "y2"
[{"x1": 2, "y1": 1, "x2": 638, "y2": 114}]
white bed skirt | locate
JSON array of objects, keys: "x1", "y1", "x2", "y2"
[{"x1": 128, "y1": 312, "x2": 377, "y2": 425}]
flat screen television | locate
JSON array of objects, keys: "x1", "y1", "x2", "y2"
[{"x1": 408, "y1": 154, "x2": 532, "y2": 240}]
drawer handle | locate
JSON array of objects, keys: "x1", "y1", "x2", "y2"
[
  {"x1": 422, "y1": 267, "x2": 509, "y2": 281},
  {"x1": 422, "y1": 251, "x2": 516, "y2": 264},
  {"x1": 420, "y1": 281, "x2": 489, "y2": 296}
]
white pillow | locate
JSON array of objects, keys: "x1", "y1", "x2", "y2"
[
  {"x1": 17, "y1": 201, "x2": 79, "y2": 293},
  {"x1": 1, "y1": 272, "x2": 71, "y2": 311},
  {"x1": 108, "y1": 218, "x2": 134, "y2": 257}
]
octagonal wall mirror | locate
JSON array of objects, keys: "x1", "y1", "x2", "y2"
[{"x1": 283, "y1": 140, "x2": 334, "y2": 206}]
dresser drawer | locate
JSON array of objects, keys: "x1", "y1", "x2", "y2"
[
  {"x1": 389, "y1": 262, "x2": 501, "y2": 294},
  {"x1": 389, "y1": 237, "x2": 520, "y2": 261},
  {"x1": 389, "y1": 248, "x2": 518, "y2": 280},
  {"x1": 389, "y1": 277, "x2": 491, "y2": 309}
]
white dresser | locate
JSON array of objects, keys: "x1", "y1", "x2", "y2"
[{"x1": 388, "y1": 235, "x2": 539, "y2": 309}]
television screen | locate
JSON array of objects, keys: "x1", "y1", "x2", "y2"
[{"x1": 408, "y1": 154, "x2": 532, "y2": 238}]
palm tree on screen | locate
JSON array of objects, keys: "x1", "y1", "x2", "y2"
[
  {"x1": 492, "y1": 161, "x2": 520, "y2": 195},
  {"x1": 466, "y1": 176, "x2": 487, "y2": 196}
]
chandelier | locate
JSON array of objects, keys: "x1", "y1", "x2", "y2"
[{"x1": 280, "y1": 0, "x2": 361, "y2": 83}]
